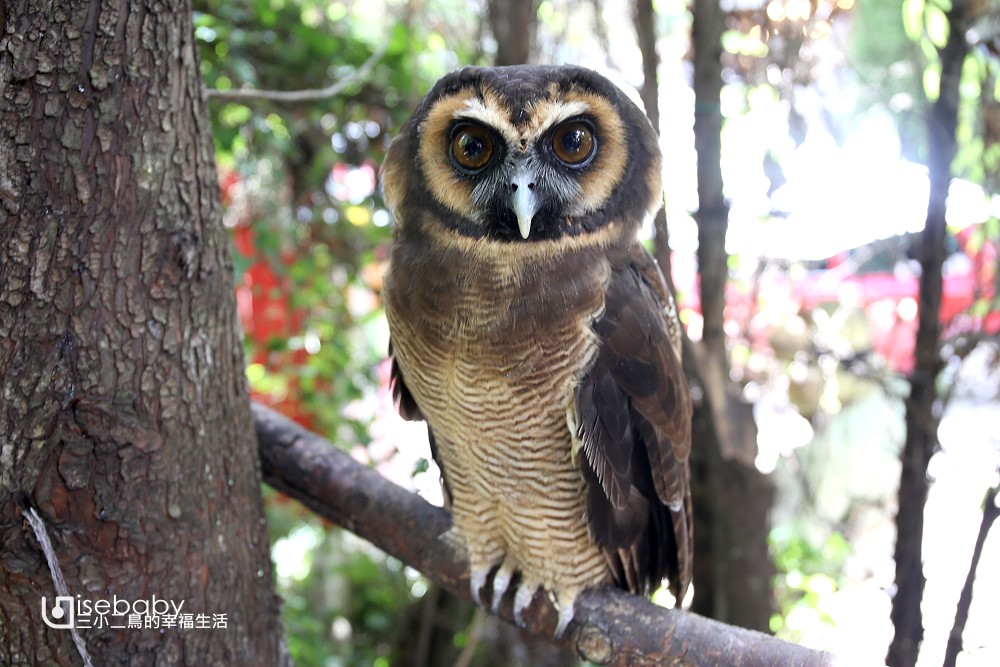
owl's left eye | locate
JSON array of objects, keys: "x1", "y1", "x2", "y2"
[
  {"x1": 551, "y1": 120, "x2": 596, "y2": 167},
  {"x1": 450, "y1": 124, "x2": 495, "y2": 173}
]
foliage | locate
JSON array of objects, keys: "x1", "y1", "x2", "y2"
[
  {"x1": 848, "y1": 0, "x2": 926, "y2": 161},
  {"x1": 265, "y1": 487, "x2": 421, "y2": 667},
  {"x1": 769, "y1": 524, "x2": 850, "y2": 643},
  {"x1": 196, "y1": 0, "x2": 414, "y2": 440},
  {"x1": 716, "y1": 1, "x2": 999, "y2": 658}
]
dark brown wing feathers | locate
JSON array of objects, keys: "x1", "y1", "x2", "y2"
[{"x1": 575, "y1": 247, "x2": 693, "y2": 600}]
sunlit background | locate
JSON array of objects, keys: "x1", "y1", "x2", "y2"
[{"x1": 195, "y1": 0, "x2": 999, "y2": 664}]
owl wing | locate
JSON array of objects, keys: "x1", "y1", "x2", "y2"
[
  {"x1": 574, "y1": 245, "x2": 693, "y2": 601},
  {"x1": 389, "y1": 343, "x2": 451, "y2": 506}
]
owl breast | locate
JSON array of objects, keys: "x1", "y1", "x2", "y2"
[{"x1": 383, "y1": 239, "x2": 613, "y2": 596}]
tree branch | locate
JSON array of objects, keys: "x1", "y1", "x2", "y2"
[
  {"x1": 888, "y1": 2, "x2": 972, "y2": 665},
  {"x1": 204, "y1": 44, "x2": 386, "y2": 104},
  {"x1": 943, "y1": 482, "x2": 1000, "y2": 667},
  {"x1": 253, "y1": 402, "x2": 835, "y2": 667}
]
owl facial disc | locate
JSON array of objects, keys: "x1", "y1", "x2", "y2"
[{"x1": 510, "y1": 167, "x2": 539, "y2": 239}]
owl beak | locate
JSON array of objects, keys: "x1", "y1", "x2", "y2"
[{"x1": 510, "y1": 170, "x2": 538, "y2": 240}]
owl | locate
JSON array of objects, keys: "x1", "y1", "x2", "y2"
[{"x1": 381, "y1": 65, "x2": 692, "y2": 635}]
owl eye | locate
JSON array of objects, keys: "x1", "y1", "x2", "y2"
[
  {"x1": 551, "y1": 120, "x2": 596, "y2": 167},
  {"x1": 450, "y1": 124, "x2": 495, "y2": 173}
]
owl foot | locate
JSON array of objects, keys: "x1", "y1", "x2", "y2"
[{"x1": 551, "y1": 587, "x2": 582, "y2": 637}]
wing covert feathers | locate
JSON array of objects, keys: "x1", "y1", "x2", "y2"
[{"x1": 575, "y1": 246, "x2": 693, "y2": 602}]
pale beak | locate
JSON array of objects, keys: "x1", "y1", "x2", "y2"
[{"x1": 510, "y1": 170, "x2": 538, "y2": 239}]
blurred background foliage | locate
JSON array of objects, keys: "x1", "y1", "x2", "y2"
[{"x1": 193, "y1": 0, "x2": 999, "y2": 665}]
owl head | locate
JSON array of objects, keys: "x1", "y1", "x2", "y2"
[{"x1": 382, "y1": 65, "x2": 662, "y2": 248}]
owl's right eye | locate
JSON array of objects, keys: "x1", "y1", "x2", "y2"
[{"x1": 450, "y1": 124, "x2": 495, "y2": 173}]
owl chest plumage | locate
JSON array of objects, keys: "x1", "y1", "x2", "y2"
[{"x1": 384, "y1": 239, "x2": 613, "y2": 591}]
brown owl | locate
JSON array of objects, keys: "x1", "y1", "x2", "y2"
[{"x1": 381, "y1": 65, "x2": 692, "y2": 635}]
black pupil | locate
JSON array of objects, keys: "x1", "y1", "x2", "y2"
[
  {"x1": 460, "y1": 133, "x2": 484, "y2": 160},
  {"x1": 562, "y1": 129, "x2": 585, "y2": 155}
]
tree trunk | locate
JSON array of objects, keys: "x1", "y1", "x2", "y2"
[
  {"x1": 887, "y1": 2, "x2": 971, "y2": 665},
  {"x1": 689, "y1": 0, "x2": 774, "y2": 631},
  {"x1": 0, "y1": 2, "x2": 288, "y2": 665},
  {"x1": 692, "y1": 0, "x2": 729, "y2": 373},
  {"x1": 488, "y1": 0, "x2": 538, "y2": 66},
  {"x1": 633, "y1": 0, "x2": 676, "y2": 288}
]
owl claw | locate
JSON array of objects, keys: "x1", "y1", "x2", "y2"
[
  {"x1": 513, "y1": 582, "x2": 537, "y2": 628},
  {"x1": 554, "y1": 604, "x2": 576, "y2": 638},
  {"x1": 491, "y1": 561, "x2": 516, "y2": 614},
  {"x1": 470, "y1": 568, "x2": 489, "y2": 607}
]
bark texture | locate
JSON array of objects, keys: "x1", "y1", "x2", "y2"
[
  {"x1": 887, "y1": 3, "x2": 971, "y2": 665},
  {"x1": 0, "y1": 2, "x2": 287, "y2": 665},
  {"x1": 255, "y1": 403, "x2": 834, "y2": 667}
]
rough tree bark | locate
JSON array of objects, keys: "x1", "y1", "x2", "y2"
[
  {"x1": 488, "y1": 0, "x2": 538, "y2": 66},
  {"x1": 255, "y1": 403, "x2": 835, "y2": 667},
  {"x1": 688, "y1": 0, "x2": 774, "y2": 631},
  {"x1": 887, "y1": 2, "x2": 972, "y2": 666},
  {"x1": 0, "y1": 2, "x2": 288, "y2": 665}
]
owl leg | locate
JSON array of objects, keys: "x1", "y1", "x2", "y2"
[
  {"x1": 459, "y1": 522, "x2": 503, "y2": 607},
  {"x1": 468, "y1": 549, "x2": 505, "y2": 608},
  {"x1": 439, "y1": 527, "x2": 467, "y2": 559}
]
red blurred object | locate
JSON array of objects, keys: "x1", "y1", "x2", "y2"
[
  {"x1": 223, "y1": 170, "x2": 313, "y2": 428},
  {"x1": 676, "y1": 224, "x2": 999, "y2": 374}
]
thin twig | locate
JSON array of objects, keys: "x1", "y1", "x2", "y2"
[
  {"x1": 414, "y1": 583, "x2": 441, "y2": 667},
  {"x1": 452, "y1": 607, "x2": 487, "y2": 667},
  {"x1": 943, "y1": 481, "x2": 1000, "y2": 667},
  {"x1": 204, "y1": 43, "x2": 386, "y2": 103}
]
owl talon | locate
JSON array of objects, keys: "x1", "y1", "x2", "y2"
[
  {"x1": 491, "y1": 560, "x2": 516, "y2": 614},
  {"x1": 513, "y1": 582, "x2": 537, "y2": 628},
  {"x1": 554, "y1": 603, "x2": 576, "y2": 638},
  {"x1": 470, "y1": 568, "x2": 489, "y2": 607}
]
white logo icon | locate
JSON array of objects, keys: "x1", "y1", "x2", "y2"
[{"x1": 41, "y1": 596, "x2": 74, "y2": 629}]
